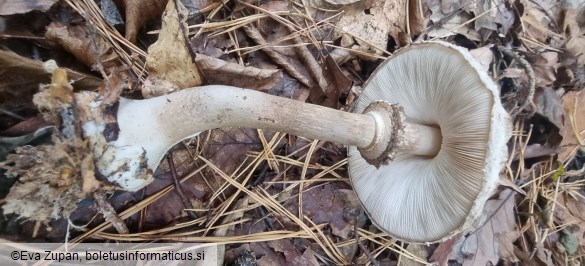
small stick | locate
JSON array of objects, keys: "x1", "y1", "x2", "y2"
[
  {"x1": 93, "y1": 190, "x2": 129, "y2": 234},
  {"x1": 354, "y1": 222, "x2": 379, "y2": 266},
  {"x1": 167, "y1": 152, "x2": 198, "y2": 219}
]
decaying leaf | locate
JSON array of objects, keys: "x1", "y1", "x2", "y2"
[
  {"x1": 142, "y1": 0, "x2": 202, "y2": 98},
  {"x1": 562, "y1": 0, "x2": 585, "y2": 64},
  {"x1": 429, "y1": 233, "x2": 463, "y2": 265},
  {"x1": 0, "y1": 50, "x2": 101, "y2": 107},
  {"x1": 334, "y1": 0, "x2": 408, "y2": 54},
  {"x1": 470, "y1": 0, "x2": 514, "y2": 34},
  {"x1": 469, "y1": 45, "x2": 494, "y2": 72},
  {"x1": 201, "y1": 128, "x2": 278, "y2": 176},
  {"x1": 195, "y1": 53, "x2": 283, "y2": 92},
  {"x1": 0, "y1": 0, "x2": 59, "y2": 15},
  {"x1": 0, "y1": 127, "x2": 52, "y2": 161},
  {"x1": 286, "y1": 184, "x2": 365, "y2": 239},
  {"x1": 454, "y1": 189, "x2": 519, "y2": 265},
  {"x1": 260, "y1": 240, "x2": 319, "y2": 266},
  {"x1": 530, "y1": 52, "x2": 558, "y2": 87},
  {"x1": 45, "y1": 22, "x2": 126, "y2": 75},
  {"x1": 399, "y1": 244, "x2": 429, "y2": 266},
  {"x1": 518, "y1": 0, "x2": 563, "y2": 50},
  {"x1": 533, "y1": 87, "x2": 564, "y2": 130},
  {"x1": 310, "y1": 55, "x2": 353, "y2": 108},
  {"x1": 115, "y1": 0, "x2": 168, "y2": 43},
  {"x1": 427, "y1": 2, "x2": 481, "y2": 41},
  {"x1": 559, "y1": 91, "x2": 585, "y2": 161}
]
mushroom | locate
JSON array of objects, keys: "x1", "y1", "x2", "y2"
[{"x1": 82, "y1": 41, "x2": 510, "y2": 243}]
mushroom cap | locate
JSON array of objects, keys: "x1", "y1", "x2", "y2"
[{"x1": 348, "y1": 41, "x2": 511, "y2": 243}]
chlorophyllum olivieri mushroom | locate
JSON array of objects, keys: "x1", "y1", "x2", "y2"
[{"x1": 82, "y1": 41, "x2": 510, "y2": 243}]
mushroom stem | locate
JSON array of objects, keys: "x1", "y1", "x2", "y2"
[
  {"x1": 105, "y1": 85, "x2": 442, "y2": 190},
  {"x1": 402, "y1": 123, "x2": 442, "y2": 156},
  {"x1": 117, "y1": 86, "x2": 443, "y2": 166}
]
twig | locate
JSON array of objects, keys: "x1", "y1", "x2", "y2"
[
  {"x1": 0, "y1": 108, "x2": 26, "y2": 121},
  {"x1": 85, "y1": 12, "x2": 108, "y2": 79},
  {"x1": 355, "y1": 222, "x2": 379, "y2": 266},
  {"x1": 167, "y1": 152, "x2": 198, "y2": 219},
  {"x1": 243, "y1": 25, "x2": 315, "y2": 88},
  {"x1": 93, "y1": 190, "x2": 129, "y2": 234},
  {"x1": 497, "y1": 45, "x2": 536, "y2": 117}
]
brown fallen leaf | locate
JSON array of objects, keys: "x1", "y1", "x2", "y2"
[
  {"x1": 0, "y1": 0, "x2": 59, "y2": 15},
  {"x1": 554, "y1": 193, "x2": 585, "y2": 231},
  {"x1": 286, "y1": 184, "x2": 364, "y2": 239},
  {"x1": 469, "y1": 45, "x2": 494, "y2": 72},
  {"x1": 196, "y1": 53, "x2": 283, "y2": 92},
  {"x1": 0, "y1": 115, "x2": 51, "y2": 136},
  {"x1": 0, "y1": 50, "x2": 101, "y2": 107},
  {"x1": 334, "y1": 0, "x2": 408, "y2": 53},
  {"x1": 45, "y1": 22, "x2": 126, "y2": 75},
  {"x1": 559, "y1": 90, "x2": 585, "y2": 161},
  {"x1": 399, "y1": 244, "x2": 429, "y2": 266},
  {"x1": 533, "y1": 87, "x2": 564, "y2": 130},
  {"x1": 114, "y1": 0, "x2": 168, "y2": 43},
  {"x1": 535, "y1": 242, "x2": 555, "y2": 266},
  {"x1": 561, "y1": 0, "x2": 585, "y2": 64},
  {"x1": 201, "y1": 128, "x2": 279, "y2": 177},
  {"x1": 427, "y1": 4, "x2": 481, "y2": 41},
  {"x1": 429, "y1": 233, "x2": 464, "y2": 266},
  {"x1": 142, "y1": 0, "x2": 202, "y2": 98},
  {"x1": 454, "y1": 189, "x2": 518, "y2": 265},
  {"x1": 518, "y1": 0, "x2": 563, "y2": 50},
  {"x1": 310, "y1": 55, "x2": 353, "y2": 108},
  {"x1": 530, "y1": 52, "x2": 558, "y2": 87},
  {"x1": 469, "y1": 0, "x2": 514, "y2": 35}
]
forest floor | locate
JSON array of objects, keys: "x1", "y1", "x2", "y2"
[{"x1": 0, "y1": 0, "x2": 584, "y2": 265}]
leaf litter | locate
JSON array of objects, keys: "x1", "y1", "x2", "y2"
[{"x1": 0, "y1": 0, "x2": 584, "y2": 265}]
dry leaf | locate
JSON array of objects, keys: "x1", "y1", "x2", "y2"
[
  {"x1": 0, "y1": 0, "x2": 58, "y2": 15},
  {"x1": 429, "y1": 233, "x2": 464, "y2": 266},
  {"x1": 0, "y1": 115, "x2": 51, "y2": 136},
  {"x1": 310, "y1": 55, "x2": 353, "y2": 108},
  {"x1": 469, "y1": 45, "x2": 494, "y2": 72},
  {"x1": 533, "y1": 87, "x2": 564, "y2": 130},
  {"x1": 535, "y1": 243, "x2": 555, "y2": 266},
  {"x1": 559, "y1": 91, "x2": 585, "y2": 161},
  {"x1": 562, "y1": 0, "x2": 585, "y2": 64},
  {"x1": 531, "y1": 52, "x2": 558, "y2": 87},
  {"x1": 555, "y1": 193, "x2": 585, "y2": 231},
  {"x1": 334, "y1": 0, "x2": 408, "y2": 53},
  {"x1": 45, "y1": 22, "x2": 126, "y2": 75},
  {"x1": 456, "y1": 189, "x2": 518, "y2": 265},
  {"x1": 0, "y1": 50, "x2": 100, "y2": 106},
  {"x1": 518, "y1": 0, "x2": 563, "y2": 50},
  {"x1": 427, "y1": 5, "x2": 481, "y2": 41},
  {"x1": 286, "y1": 185, "x2": 364, "y2": 239},
  {"x1": 470, "y1": 0, "x2": 514, "y2": 34},
  {"x1": 115, "y1": 0, "x2": 168, "y2": 43},
  {"x1": 142, "y1": 0, "x2": 202, "y2": 98},
  {"x1": 196, "y1": 53, "x2": 283, "y2": 92},
  {"x1": 399, "y1": 244, "x2": 429, "y2": 266},
  {"x1": 201, "y1": 128, "x2": 279, "y2": 176}
]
